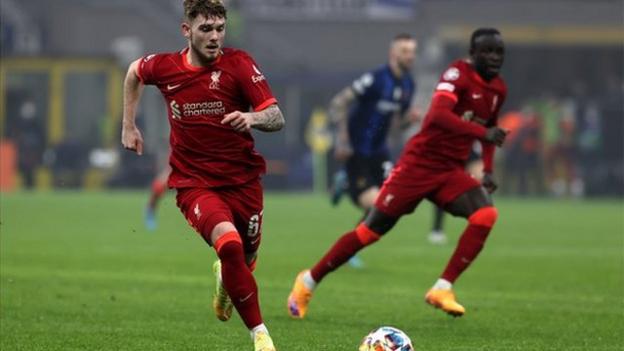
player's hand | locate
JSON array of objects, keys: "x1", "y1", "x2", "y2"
[
  {"x1": 482, "y1": 172, "x2": 498, "y2": 193},
  {"x1": 222, "y1": 111, "x2": 252, "y2": 132},
  {"x1": 334, "y1": 143, "x2": 353, "y2": 161},
  {"x1": 484, "y1": 127, "x2": 509, "y2": 147},
  {"x1": 121, "y1": 124, "x2": 144, "y2": 155},
  {"x1": 407, "y1": 106, "x2": 423, "y2": 123}
]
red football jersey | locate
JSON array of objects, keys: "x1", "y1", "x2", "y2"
[
  {"x1": 401, "y1": 59, "x2": 507, "y2": 170},
  {"x1": 137, "y1": 48, "x2": 278, "y2": 188}
]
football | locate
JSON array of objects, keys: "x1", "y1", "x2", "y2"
[{"x1": 358, "y1": 326, "x2": 414, "y2": 351}]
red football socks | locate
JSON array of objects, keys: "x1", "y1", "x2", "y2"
[
  {"x1": 310, "y1": 223, "x2": 380, "y2": 282},
  {"x1": 441, "y1": 207, "x2": 498, "y2": 283},
  {"x1": 148, "y1": 179, "x2": 167, "y2": 208},
  {"x1": 151, "y1": 179, "x2": 167, "y2": 197},
  {"x1": 214, "y1": 232, "x2": 262, "y2": 329}
]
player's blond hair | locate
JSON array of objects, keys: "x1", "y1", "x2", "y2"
[{"x1": 183, "y1": 0, "x2": 227, "y2": 21}]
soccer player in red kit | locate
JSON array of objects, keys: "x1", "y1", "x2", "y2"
[
  {"x1": 121, "y1": 1, "x2": 283, "y2": 350},
  {"x1": 288, "y1": 28, "x2": 508, "y2": 318}
]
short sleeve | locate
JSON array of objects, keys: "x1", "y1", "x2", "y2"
[
  {"x1": 235, "y1": 53, "x2": 277, "y2": 111},
  {"x1": 351, "y1": 71, "x2": 379, "y2": 100},
  {"x1": 136, "y1": 54, "x2": 164, "y2": 85},
  {"x1": 433, "y1": 65, "x2": 467, "y2": 103}
]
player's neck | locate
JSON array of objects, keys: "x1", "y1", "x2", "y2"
[
  {"x1": 389, "y1": 61, "x2": 405, "y2": 79},
  {"x1": 186, "y1": 47, "x2": 220, "y2": 68}
]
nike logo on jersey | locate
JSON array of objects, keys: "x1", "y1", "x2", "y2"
[
  {"x1": 167, "y1": 83, "x2": 181, "y2": 90},
  {"x1": 239, "y1": 292, "x2": 254, "y2": 303},
  {"x1": 472, "y1": 93, "x2": 482, "y2": 99}
]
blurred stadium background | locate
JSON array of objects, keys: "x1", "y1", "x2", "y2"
[{"x1": 1, "y1": 0, "x2": 622, "y2": 196}]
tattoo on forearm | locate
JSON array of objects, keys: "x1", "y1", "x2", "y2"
[{"x1": 253, "y1": 105, "x2": 285, "y2": 132}]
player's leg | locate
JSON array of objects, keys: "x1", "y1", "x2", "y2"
[
  {"x1": 427, "y1": 158, "x2": 482, "y2": 245},
  {"x1": 345, "y1": 154, "x2": 379, "y2": 268},
  {"x1": 330, "y1": 167, "x2": 348, "y2": 206},
  {"x1": 426, "y1": 179, "x2": 497, "y2": 317},
  {"x1": 428, "y1": 205, "x2": 447, "y2": 244},
  {"x1": 176, "y1": 187, "x2": 275, "y2": 350},
  {"x1": 145, "y1": 166, "x2": 171, "y2": 231},
  {"x1": 226, "y1": 181, "x2": 276, "y2": 350},
  {"x1": 312, "y1": 207, "x2": 398, "y2": 282},
  {"x1": 428, "y1": 156, "x2": 483, "y2": 244},
  {"x1": 346, "y1": 186, "x2": 380, "y2": 268},
  {"x1": 287, "y1": 207, "x2": 399, "y2": 319},
  {"x1": 211, "y1": 251, "x2": 257, "y2": 322},
  {"x1": 288, "y1": 163, "x2": 423, "y2": 319},
  {"x1": 346, "y1": 155, "x2": 388, "y2": 267},
  {"x1": 211, "y1": 222, "x2": 274, "y2": 350}
]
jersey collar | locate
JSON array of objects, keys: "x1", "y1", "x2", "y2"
[{"x1": 181, "y1": 47, "x2": 222, "y2": 72}]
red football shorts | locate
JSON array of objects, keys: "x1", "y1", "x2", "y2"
[
  {"x1": 175, "y1": 178, "x2": 263, "y2": 254},
  {"x1": 375, "y1": 164, "x2": 481, "y2": 218}
]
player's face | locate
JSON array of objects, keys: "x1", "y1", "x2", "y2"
[
  {"x1": 183, "y1": 15, "x2": 226, "y2": 63},
  {"x1": 391, "y1": 39, "x2": 417, "y2": 72},
  {"x1": 471, "y1": 34, "x2": 505, "y2": 80}
]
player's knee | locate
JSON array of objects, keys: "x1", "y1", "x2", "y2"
[
  {"x1": 364, "y1": 208, "x2": 398, "y2": 235},
  {"x1": 214, "y1": 231, "x2": 243, "y2": 258},
  {"x1": 358, "y1": 188, "x2": 379, "y2": 209},
  {"x1": 355, "y1": 223, "x2": 381, "y2": 245},
  {"x1": 468, "y1": 206, "x2": 498, "y2": 228}
]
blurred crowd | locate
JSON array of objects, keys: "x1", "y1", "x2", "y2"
[{"x1": 497, "y1": 80, "x2": 623, "y2": 197}]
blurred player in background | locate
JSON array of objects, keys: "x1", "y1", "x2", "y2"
[
  {"x1": 288, "y1": 28, "x2": 508, "y2": 319},
  {"x1": 144, "y1": 164, "x2": 171, "y2": 231},
  {"x1": 121, "y1": 1, "x2": 284, "y2": 350},
  {"x1": 329, "y1": 33, "x2": 418, "y2": 267}
]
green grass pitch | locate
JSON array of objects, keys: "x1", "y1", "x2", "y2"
[{"x1": 1, "y1": 192, "x2": 623, "y2": 350}]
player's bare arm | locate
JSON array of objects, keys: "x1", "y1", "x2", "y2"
[
  {"x1": 121, "y1": 59, "x2": 145, "y2": 155},
  {"x1": 397, "y1": 107, "x2": 420, "y2": 130},
  {"x1": 221, "y1": 104, "x2": 284, "y2": 132},
  {"x1": 250, "y1": 104, "x2": 285, "y2": 132},
  {"x1": 483, "y1": 126, "x2": 508, "y2": 147},
  {"x1": 480, "y1": 126, "x2": 499, "y2": 193},
  {"x1": 481, "y1": 172, "x2": 498, "y2": 193},
  {"x1": 328, "y1": 86, "x2": 356, "y2": 160}
]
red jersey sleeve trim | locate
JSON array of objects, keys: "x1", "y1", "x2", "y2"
[
  {"x1": 254, "y1": 98, "x2": 278, "y2": 112},
  {"x1": 433, "y1": 91, "x2": 458, "y2": 103}
]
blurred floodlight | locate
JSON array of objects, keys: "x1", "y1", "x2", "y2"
[
  {"x1": 110, "y1": 36, "x2": 145, "y2": 67},
  {"x1": 89, "y1": 149, "x2": 119, "y2": 169}
]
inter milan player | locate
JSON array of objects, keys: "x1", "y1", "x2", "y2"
[
  {"x1": 121, "y1": 1, "x2": 283, "y2": 350},
  {"x1": 329, "y1": 34, "x2": 417, "y2": 266},
  {"x1": 288, "y1": 28, "x2": 507, "y2": 318}
]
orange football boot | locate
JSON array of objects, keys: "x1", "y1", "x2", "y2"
[
  {"x1": 425, "y1": 289, "x2": 465, "y2": 317},
  {"x1": 287, "y1": 270, "x2": 313, "y2": 319}
]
